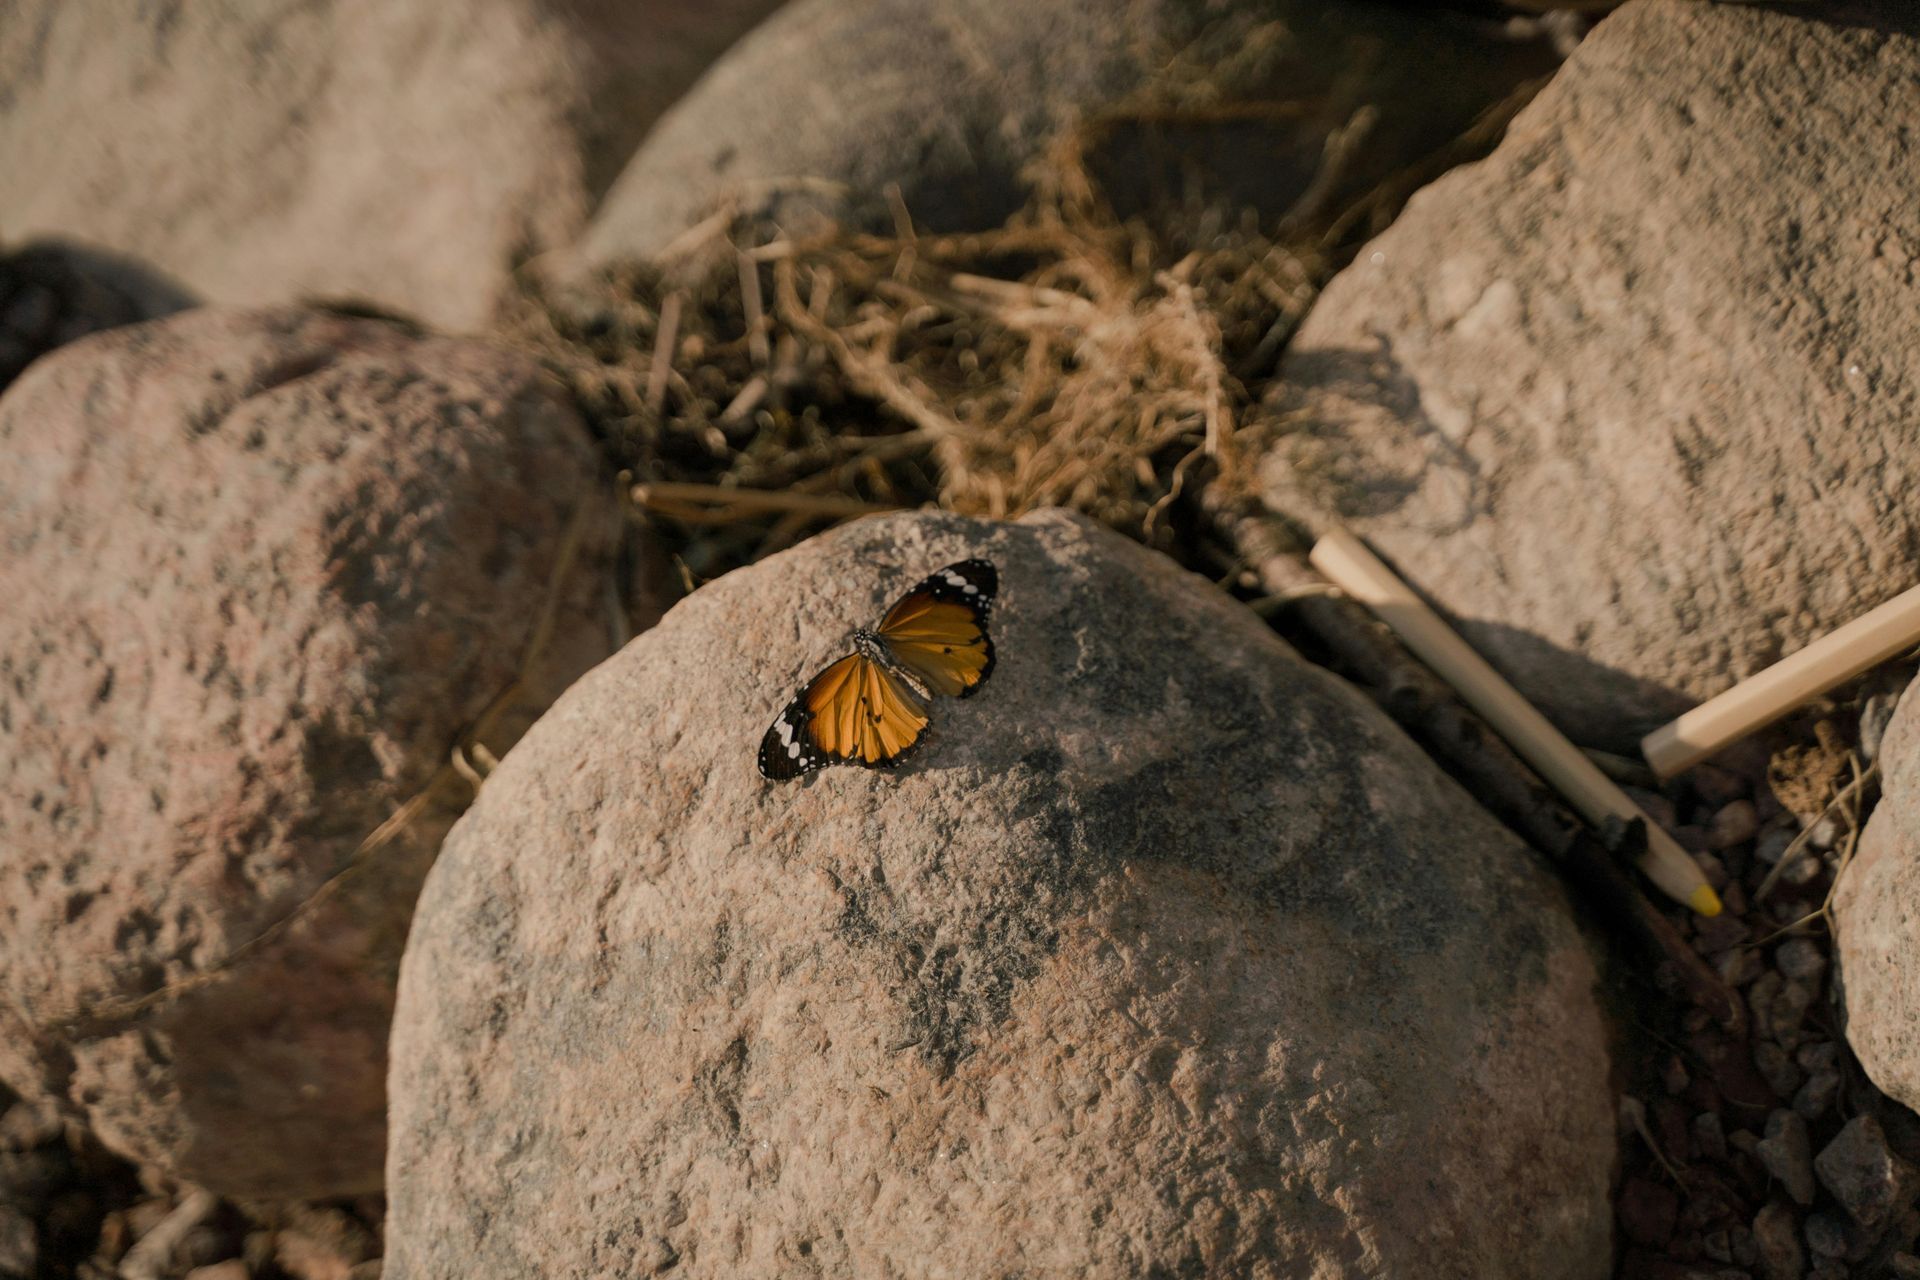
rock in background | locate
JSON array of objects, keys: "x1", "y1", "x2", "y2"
[
  {"x1": 1260, "y1": 0, "x2": 1920, "y2": 749},
  {"x1": 579, "y1": 0, "x2": 1560, "y2": 264},
  {"x1": 385, "y1": 509, "x2": 1614, "y2": 1278},
  {"x1": 0, "y1": 238, "x2": 196, "y2": 394},
  {"x1": 1835, "y1": 678, "x2": 1920, "y2": 1117},
  {"x1": 0, "y1": 306, "x2": 648, "y2": 1199},
  {"x1": 0, "y1": 0, "x2": 789, "y2": 332}
]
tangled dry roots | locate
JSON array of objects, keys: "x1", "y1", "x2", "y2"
[{"x1": 501, "y1": 71, "x2": 1540, "y2": 589}]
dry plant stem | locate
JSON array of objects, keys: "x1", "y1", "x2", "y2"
[
  {"x1": 1220, "y1": 506, "x2": 1743, "y2": 1028},
  {"x1": 646, "y1": 291, "x2": 683, "y2": 416},
  {"x1": 1752, "y1": 759, "x2": 1879, "y2": 903},
  {"x1": 119, "y1": 1186, "x2": 217, "y2": 1280},
  {"x1": 631, "y1": 480, "x2": 903, "y2": 520}
]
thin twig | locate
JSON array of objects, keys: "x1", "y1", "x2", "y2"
[
  {"x1": 646, "y1": 291, "x2": 684, "y2": 416},
  {"x1": 631, "y1": 480, "x2": 903, "y2": 519},
  {"x1": 1753, "y1": 761, "x2": 1879, "y2": 902}
]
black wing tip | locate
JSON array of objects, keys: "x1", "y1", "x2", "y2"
[{"x1": 956, "y1": 633, "x2": 995, "y2": 699}]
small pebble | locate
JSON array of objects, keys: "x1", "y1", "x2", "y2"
[
  {"x1": 1693, "y1": 850, "x2": 1730, "y2": 890},
  {"x1": 1675, "y1": 823, "x2": 1712, "y2": 854},
  {"x1": 1776, "y1": 938, "x2": 1828, "y2": 983},
  {"x1": 1626, "y1": 787, "x2": 1680, "y2": 831},
  {"x1": 1753, "y1": 1200, "x2": 1805, "y2": 1280},
  {"x1": 1692, "y1": 762, "x2": 1750, "y2": 807},
  {"x1": 1694, "y1": 1112, "x2": 1729, "y2": 1162},
  {"x1": 1748, "y1": 972, "x2": 1785, "y2": 1039},
  {"x1": 1860, "y1": 692, "x2": 1900, "y2": 761},
  {"x1": 1816, "y1": 1115, "x2": 1920, "y2": 1230},
  {"x1": 1664, "y1": 1056, "x2": 1692, "y2": 1095},
  {"x1": 1698, "y1": 915, "x2": 1752, "y2": 954},
  {"x1": 0, "y1": 1204, "x2": 37, "y2": 1280},
  {"x1": 185, "y1": 1263, "x2": 252, "y2": 1280},
  {"x1": 0, "y1": 1099, "x2": 63, "y2": 1152},
  {"x1": 1754, "y1": 1042, "x2": 1805, "y2": 1102},
  {"x1": 1772, "y1": 979, "x2": 1817, "y2": 1045},
  {"x1": 1755, "y1": 822, "x2": 1797, "y2": 866},
  {"x1": 1617, "y1": 1175, "x2": 1680, "y2": 1247},
  {"x1": 1710, "y1": 799, "x2": 1761, "y2": 850},
  {"x1": 1702, "y1": 1228, "x2": 1733, "y2": 1262},
  {"x1": 1806, "y1": 814, "x2": 1841, "y2": 852},
  {"x1": 124, "y1": 1197, "x2": 171, "y2": 1240},
  {"x1": 1717, "y1": 947, "x2": 1764, "y2": 986},
  {"x1": 1757, "y1": 1109, "x2": 1817, "y2": 1206},
  {"x1": 1795, "y1": 1068, "x2": 1842, "y2": 1121},
  {"x1": 1804, "y1": 1210, "x2": 1852, "y2": 1259}
]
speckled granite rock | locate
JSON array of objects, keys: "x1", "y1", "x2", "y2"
[
  {"x1": 387, "y1": 509, "x2": 1613, "y2": 1278},
  {"x1": 1836, "y1": 678, "x2": 1920, "y2": 1114},
  {"x1": 0, "y1": 306, "x2": 648, "y2": 1197}
]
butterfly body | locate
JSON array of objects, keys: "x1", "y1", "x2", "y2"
[{"x1": 759, "y1": 559, "x2": 997, "y2": 780}]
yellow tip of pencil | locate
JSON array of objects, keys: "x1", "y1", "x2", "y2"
[{"x1": 1689, "y1": 884, "x2": 1723, "y2": 918}]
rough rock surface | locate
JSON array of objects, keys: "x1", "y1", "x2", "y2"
[
  {"x1": 579, "y1": 0, "x2": 1558, "y2": 263},
  {"x1": 1835, "y1": 678, "x2": 1920, "y2": 1112},
  {"x1": 1261, "y1": 0, "x2": 1920, "y2": 748},
  {"x1": 386, "y1": 509, "x2": 1613, "y2": 1278},
  {"x1": 0, "y1": 0, "x2": 787, "y2": 330},
  {"x1": 0, "y1": 239, "x2": 196, "y2": 393},
  {"x1": 0, "y1": 307, "x2": 641, "y2": 1198}
]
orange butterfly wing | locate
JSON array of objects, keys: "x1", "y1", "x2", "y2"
[
  {"x1": 759, "y1": 653, "x2": 929, "y2": 779},
  {"x1": 758, "y1": 559, "x2": 995, "y2": 781},
  {"x1": 878, "y1": 559, "x2": 996, "y2": 699}
]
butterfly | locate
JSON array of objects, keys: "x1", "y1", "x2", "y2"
[{"x1": 758, "y1": 558, "x2": 997, "y2": 780}]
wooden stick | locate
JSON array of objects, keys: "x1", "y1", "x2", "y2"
[
  {"x1": 1642, "y1": 581, "x2": 1920, "y2": 779},
  {"x1": 1216, "y1": 506, "x2": 1740, "y2": 1025},
  {"x1": 1310, "y1": 529, "x2": 1721, "y2": 917}
]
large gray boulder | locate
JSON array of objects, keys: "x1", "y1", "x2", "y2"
[
  {"x1": 0, "y1": 307, "x2": 642, "y2": 1198},
  {"x1": 0, "y1": 0, "x2": 787, "y2": 330},
  {"x1": 578, "y1": 0, "x2": 1558, "y2": 263},
  {"x1": 1261, "y1": 0, "x2": 1920, "y2": 749},
  {"x1": 1835, "y1": 679, "x2": 1920, "y2": 1113},
  {"x1": 386, "y1": 509, "x2": 1614, "y2": 1278}
]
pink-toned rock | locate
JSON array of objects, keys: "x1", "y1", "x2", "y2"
[
  {"x1": 1835, "y1": 678, "x2": 1920, "y2": 1113},
  {"x1": 1261, "y1": 0, "x2": 1920, "y2": 748},
  {"x1": 0, "y1": 306, "x2": 648, "y2": 1198},
  {"x1": 386, "y1": 509, "x2": 1614, "y2": 1278},
  {"x1": 0, "y1": 0, "x2": 788, "y2": 330}
]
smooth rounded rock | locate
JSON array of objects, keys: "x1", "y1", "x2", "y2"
[
  {"x1": 0, "y1": 306, "x2": 643, "y2": 1198},
  {"x1": 579, "y1": 0, "x2": 1558, "y2": 264},
  {"x1": 0, "y1": 0, "x2": 788, "y2": 330},
  {"x1": 386, "y1": 509, "x2": 1613, "y2": 1278}
]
